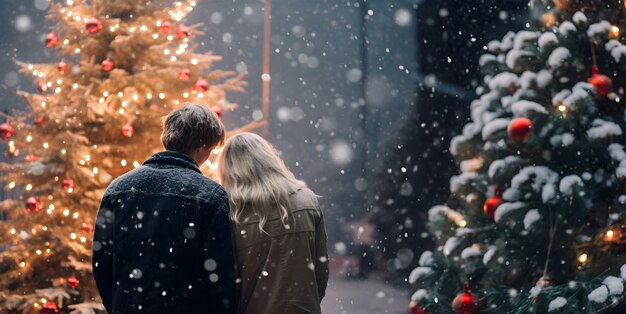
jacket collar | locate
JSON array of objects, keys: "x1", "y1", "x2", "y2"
[{"x1": 142, "y1": 151, "x2": 202, "y2": 174}]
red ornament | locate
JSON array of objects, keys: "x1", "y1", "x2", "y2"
[
  {"x1": 194, "y1": 79, "x2": 209, "y2": 92},
  {"x1": 101, "y1": 59, "x2": 113, "y2": 72},
  {"x1": 452, "y1": 283, "x2": 480, "y2": 314},
  {"x1": 121, "y1": 124, "x2": 134, "y2": 137},
  {"x1": 34, "y1": 116, "x2": 45, "y2": 127},
  {"x1": 177, "y1": 25, "x2": 189, "y2": 39},
  {"x1": 67, "y1": 276, "x2": 80, "y2": 289},
  {"x1": 409, "y1": 300, "x2": 428, "y2": 314},
  {"x1": 483, "y1": 196, "x2": 502, "y2": 220},
  {"x1": 41, "y1": 301, "x2": 59, "y2": 314},
  {"x1": 38, "y1": 82, "x2": 48, "y2": 93},
  {"x1": 179, "y1": 68, "x2": 191, "y2": 81},
  {"x1": 82, "y1": 222, "x2": 94, "y2": 234},
  {"x1": 160, "y1": 21, "x2": 172, "y2": 33},
  {"x1": 25, "y1": 153, "x2": 37, "y2": 162},
  {"x1": 0, "y1": 123, "x2": 14, "y2": 139},
  {"x1": 86, "y1": 17, "x2": 102, "y2": 33},
  {"x1": 588, "y1": 74, "x2": 612, "y2": 98},
  {"x1": 57, "y1": 60, "x2": 67, "y2": 74},
  {"x1": 62, "y1": 179, "x2": 74, "y2": 190},
  {"x1": 25, "y1": 197, "x2": 42, "y2": 213},
  {"x1": 45, "y1": 33, "x2": 58, "y2": 48},
  {"x1": 507, "y1": 118, "x2": 533, "y2": 142},
  {"x1": 211, "y1": 107, "x2": 222, "y2": 119}
]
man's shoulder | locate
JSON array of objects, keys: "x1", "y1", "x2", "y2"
[{"x1": 105, "y1": 166, "x2": 224, "y2": 202}]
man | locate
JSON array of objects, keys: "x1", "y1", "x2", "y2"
[{"x1": 92, "y1": 103, "x2": 237, "y2": 313}]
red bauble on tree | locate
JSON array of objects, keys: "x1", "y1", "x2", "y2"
[
  {"x1": 0, "y1": 123, "x2": 14, "y2": 139},
  {"x1": 34, "y1": 116, "x2": 45, "y2": 127},
  {"x1": 25, "y1": 153, "x2": 37, "y2": 162},
  {"x1": 452, "y1": 283, "x2": 480, "y2": 314},
  {"x1": 101, "y1": 59, "x2": 113, "y2": 72},
  {"x1": 82, "y1": 222, "x2": 94, "y2": 234},
  {"x1": 177, "y1": 25, "x2": 189, "y2": 39},
  {"x1": 211, "y1": 107, "x2": 222, "y2": 119},
  {"x1": 25, "y1": 196, "x2": 42, "y2": 213},
  {"x1": 483, "y1": 196, "x2": 502, "y2": 220},
  {"x1": 588, "y1": 73, "x2": 612, "y2": 98},
  {"x1": 67, "y1": 276, "x2": 80, "y2": 289},
  {"x1": 160, "y1": 21, "x2": 172, "y2": 33},
  {"x1": 121, "y1": 124, "x2": 134, "y2": 137},
  {"x1": 86, "y1": 17, "x2": 102, "y2": 33},
  {"x1": 409, "y1": 300, "x2": 428, "y2": 314},
  {"x1": 45, "y1": 32, "x2": 58, "y2": 48},
  {"x1": 507, "y1": 117, "x2": 533, "y2": 142},
  {"x1": 194, "y1": 79, "x2": 209, "y2": 92},
  {"x1": 62, "y1": 179, "x2": 74, "y2": 191},
  {"x1": 57, "y1": 60, "x2": 67, "y2": 74},
  {"x1": 41, "y1": 301, "x2": 59, "y2": 314},
  {"x1": 179, "y1": 68, "x2": 191, "y2": 81}
]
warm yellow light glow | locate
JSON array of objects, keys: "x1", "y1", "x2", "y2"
[
  {"x1": 54, "y1": 87, "x2": 61, "y2": 93},
  {"x1": 27, "y1": 64, "x2": 33, "y2": 70},
  {"x1": 43, "y1": 142, "x2": 49, "y2": 149},
  {"x1": 61, "y1": 149, "x2": 67, "y2": 154},
  {"x1": 10, "y1": 228, "x2": 16, "y2": 235},
  {"x1": 611, "y1": 26, "x2": 620, "y2": 38},
  {"x1": 63, "y1": 209, "x2": 70, "y2": 216},
  {"x1": 99, "y1": 97, "x2": 105, "y2": 104},
  {"x1": 121, "y1": 160, "x2": 127, "y2": 166},
  {"x1": 607, "y1": 230, "x2": 614, "y2": 238},
  {"x1": 167, "y1": 35, "x2": 174, "y2": 41},
  {"x1": 45, "y1": 248, "x2": 50, "y2": 253},
  {"x1": 56, "y1": 78, "x2": 62, "y2": 84},
  {"x1": 48, "y1": 204, "x2": 55, "y2": 210},
  {"x1": 159, "y1": 93, "x2": 166, "y2": 99},
  {"x1": 93, "y1": 167, "x2": 99, "y2": 174},
  {"x1": 63, "y1": 39, "x2": 69, "y2": 45},
  {"x1": 85, "y1": 154, "x2": 91, "y2": 161},
  {"x1": 117, "y1": 91, "x2": 124, "y2": 98},
  {"x1": 110, "y1": 26, "x2": 116, "y2": 32},
  {"x1": 67, "y1": 188, "x2": 74, "y2": 193},
  {"x1": 8, "y1": 141, "x2": 13, "y2": 147},
  {"x1": 36, "y1": 250, "x2": 42, "y2": 255},
  {"x1": 66, "y1": 0, "x2": 74, "y2": 5},
  {"x1": 118, "y1": 108, "x2": 125, "y2": 115},
  {"x1": 558, "y1": 105, "x2": 566, "y2": 112},
  {"x1": 72, "y1": 212, "x2": 79, "y2": 219},
  {"x1": 164, "y1": 49, "x2": 170, "y2": 55},
  {"x1": 26, "y1": 184, "x2": 33, "y2": 191},
  {"x1": 75, "y1": 48, "x2": 80, "y2": 54},
  {"x1": 578, "y1": 253, "x2": 588, "y2": 263},
  {"x1": 156, "y1": 20, "x2": 162, "y2": 26},
  {"x1": 190, "y1": 58, "x2": 198, "y2": 65},
  {"x1": 19, "y1": 261, "x2": 25, "y2": 268},
  {"x1": 42, "y1": 226, "x2": 48, "y2": 231},
  {"x1": 152, "y1": 33, "x2": 159, "y2": 39},
  {"x1": 8, "y1": 182, "x2": 15, "y2": 189},
  {"x1": 80, "y1": 236, "x2": 87, "y2": 243},
  {"x1": 170, "y1": 56, "x2": 177, "y2": 62},
  {"x1": 146, "y1": 93, "x2": 153, "y2": 99},
  {"x1": 133, "y1": 161, "x2": 140, "y2": 168},
  {"x1": 70, "y1": 233, "x2": 77, "y2": 239},
  {"x1": 72, "y1": 83, "x2": 78, "y2": 89},
  {"x1": 459, "y1": 220, "x2": 467, "y2": 227},
  {"x1": 103, "y1": 91, "x2": 110, "y2": 97},
  {"x1": 197, "y1": 92, "x2": 204, "y2": 99},
  {"x1": 183, "y1": 92, "x2": 189, "y2": 98},
  {"x1": 129, "y1": 27, "x2": 136, "y2": 33},
  {"x1": 41, "y1": 101, "x2": 46, "y2": 108}
]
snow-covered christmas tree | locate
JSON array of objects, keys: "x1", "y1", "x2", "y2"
[
  {"x1": 410, "y1": 0, "x2": 626, "y2": 313},
  {"x1": 0, "y1": 1, "x2": 252, "y2": 313}
]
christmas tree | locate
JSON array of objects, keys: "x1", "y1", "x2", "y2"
[
  {"x1": 0, "y1": 0, "x2": 250, "y2": 313},
  {"x1": 410, "y1": 0, "x2": 626, "y2": 313}
]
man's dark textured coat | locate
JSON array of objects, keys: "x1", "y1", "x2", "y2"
[{"x1": 93, "y1": 151, "x2": 237, "y2": 314}]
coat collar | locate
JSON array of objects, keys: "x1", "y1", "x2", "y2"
[{"x1": 142, "y1": 151, "x2": 202, "y2": 174}]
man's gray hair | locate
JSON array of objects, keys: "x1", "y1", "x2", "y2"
[{"x1": 161, "y1": 103, "x2": 225, "y2": 154}]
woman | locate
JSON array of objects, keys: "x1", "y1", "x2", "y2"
[{"x1": 218, "y1": 132, "x2": 329, "y2": 314}]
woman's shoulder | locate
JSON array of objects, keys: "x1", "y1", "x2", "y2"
[{"x1": 289, "y1": 186, "x2": 320, "y2": 210}]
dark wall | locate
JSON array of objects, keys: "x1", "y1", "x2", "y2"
[{"x1": 371, "y1": 0, "x2": 529, "y2": 277}]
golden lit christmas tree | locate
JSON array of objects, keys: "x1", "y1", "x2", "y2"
[{"x1": 0, "y1": 0, "x2": 254, "y2": 312}]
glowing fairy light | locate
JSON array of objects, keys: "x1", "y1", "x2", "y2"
[
  {"x1": 85, "y1": 154, "x2": 91, "y2": 161},
  {"x1": 190, "y1": 58, "x2": 198, "y2": 65},
  {"x1": 10, "y1": 228, "x2": 16, "y2": 234},
  {"x1": 164, "y1": 49, "x2": 170, "y2": 55},
  {"x1": 72, "y1": 212, "x2": 79, "y2": 219},
  {"x1": 26, "y1": 135, "x2": 32, "y2": 142},
  {"x1": 36, "y1": 250, "x2": 42, "y2": 255},
  {"x1": 117, "y1": 91, "x2": 124, "y2": 98},
  {"x1": 61, "y1": 149, "x2": 67, "y2": 154},
  {"x1": 133, "y1": 161, "x2": 140, "y2": 168},
  {"x1": 146, "y1": 93, "x2": 153, "y2": 99},
  {"x1": 140, "y1": 25, "x2": 148, "y2": 32},
  {"x1": 152, "y1": 33, "x2": 159, "y2": 39},
  {"x1": 64, "y1": 39, "x2": 69, "y2": 45},
  {"x1": 70, "y1": 233, "x2": 77, "y2": 239},
  {"x1": 8, "y1": 182, "x2": 15, "y2": 189},
  {"x1": 26, "y1": 184, "x2": 32, "y2": 191},
  {"x1": 119, "y1": 108, "x2": 125, "y2": 115},
  {"x1": 159, "y1": 93, "x2": 166, "y2": 99},
  {"x1": 93, "y1": 167, "x2": 99, "y2": 174},
  {"x1": 74, "y1": 48, "x2": 80, "y2": 54},
  {"x1": 80, "y1": 236, "x2": 87, "y2": 243},
  {"x1": 72, "y1": 83, "x2": 78, "y2": 89},
  {"x1": 121, "y1": 160, "x2": 127, "y2": 166},
  {"x1": 170, "y1": 56, "x2": 177, "y2": 62},
  {"x1": 63, "y1": 209, "x2": 70, "y2": 216},
  {"x1": 578, "y1": 253, "x2": 588, "y2": 264},
  {"x1": 458, "y1": 220, "x2": 467, "y2": 227}
]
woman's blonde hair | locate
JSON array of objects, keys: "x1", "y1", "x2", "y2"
[{"x1": 217, "y1": 132, "x2": 305, "y2": 232}]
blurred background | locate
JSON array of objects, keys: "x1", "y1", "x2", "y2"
[{"x1": 0, "y1": 0, "x2": 530, "y2": 312}]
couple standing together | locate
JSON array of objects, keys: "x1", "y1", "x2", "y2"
[{"x1": 92, "y1": 103, "x2": 329, "y2": 314}]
